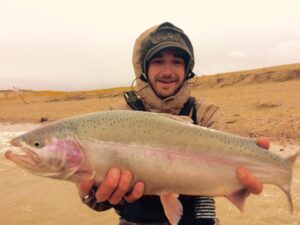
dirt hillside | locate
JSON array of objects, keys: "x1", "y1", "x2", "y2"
[{"x1": 194, "y1": 63, "x2": 300, "y2": 88}]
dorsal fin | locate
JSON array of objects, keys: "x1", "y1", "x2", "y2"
[
  {"x1": 162, "y1": 114, "x2": 193, "y2": 124},
  {"x1": 288, "y1": 151, "x2": 300, "y2": 165}
]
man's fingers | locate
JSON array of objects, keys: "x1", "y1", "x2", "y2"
[
  {"x1": 95, "y1": 168, "x2": 121, "y2": 202},
  {"x1": 236, "y1": 167, "x2": 263, "y2": 195},
  {"x1": 77, "y1": 179, "x2": 94, "y2": 197},
  {"x1": 108, "y1": 170, "x2": 133, "y2": 205},
  {"x1": 256, "y1": 137, "x2": 270, "y2": 149},
  {"x1": 93, "y1": 168, "x2": 143, "y2": 205},
  {"x1": 125, "y1": 182, "x2": 145, "y2": 203}
]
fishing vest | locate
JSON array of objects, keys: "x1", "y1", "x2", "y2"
[{"x1": 114, "y1": 91, "x2": 218, "y2": 225}]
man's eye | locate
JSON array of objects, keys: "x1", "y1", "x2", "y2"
[
  {"x1": 151, "y1": 59, "x2": 163, "y2": 64},
  {"x1": 173, "y1": 59, "x2": 184, "y2": 64}
]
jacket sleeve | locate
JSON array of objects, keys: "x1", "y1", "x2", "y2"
[
  {"x1": 107, "y1": 100, "x2": 134, "y2": 111},
  {"x1": 80, "y1": 186, "x2": 113, "y2": 211},
  {"x1": 194, "y1": 99, "x2": 225, "y2": 130}
]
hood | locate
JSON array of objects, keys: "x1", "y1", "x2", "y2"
[{"x1": 132, "y1": 22, "x2": 195, "y2": 114}]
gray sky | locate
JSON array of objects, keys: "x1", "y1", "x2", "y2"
[{"x1": 1, "y1": 0, "x2": 300, "y2": 91}]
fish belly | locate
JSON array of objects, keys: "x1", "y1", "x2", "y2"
[{"x1": 81, "y1": 138, "x2": 243, "y2": 197}]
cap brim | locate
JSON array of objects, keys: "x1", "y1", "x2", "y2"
[{"x1": 145, "y1": 42, "x2": 192, "y2": 62}]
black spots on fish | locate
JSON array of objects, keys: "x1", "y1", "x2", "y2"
[
  {"x1": 239, "y1": 146, "x2": 247, "y2": 153},
  {"x1": 218, "y1": 134, "x2": 228, "y2": 144},
  {"x1": 97, "y1": 116, "x2": 107, "y2": 122},
  {"x1": 83, "y1": 118, "x2": 94, "y2": 124},
  {"x1": 270, "y1": 155, "x2": 283, "y2": 168},
  {"x1": 120, "y1": 123, "x2": 126, "y2": 129},
  {"x1": 56, "y1": 126, "x2": 63, "y2": 134},
  {"x1": 196, "y1": 131, "x2": 202, "y2": 137},
  {"x1": 236, "y1": 146, "x2": 243, "y2": 152},
  {"x1": 239, "y1": 144, "x2": 247, "y2": 152},
  {"x1": 207, "y1": 132, "x2": 213, "y2": 139},
  {"x1": 172, "y1": 127, "x2": 184, "y2": 136},
  {"x1": 280, "y1": 148, "x2": 285, "y2": 152},
  {"x1": 231, "y1": 140, "x2": 249, "y2": 153},
  {"x1": 105, "y1": 116, "x2": 119, "y2": 127},
  {"x1": 80, "y1": 117, "x2": 95, "y2": 125},
  {"x1": 141, "y1": 127, "x2": 147, "y2": 135},
  {"x1": 192, "y1": 131, "x2": 198, "y2": 136},
  {"x1": 114, "y1": 118, "x2": 122, "y2": 124}
]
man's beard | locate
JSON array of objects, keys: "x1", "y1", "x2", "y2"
[{"x1": 149, "y1": 75, "x2": 184, "y2": 99}]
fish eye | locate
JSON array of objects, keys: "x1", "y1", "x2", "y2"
[{"x1": 33, "y1": 141, "x2": 42, "y2": 148}]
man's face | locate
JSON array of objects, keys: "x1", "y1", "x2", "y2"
[{"x1": 148, "y1": 49, "x2": 185, "y2": 98}]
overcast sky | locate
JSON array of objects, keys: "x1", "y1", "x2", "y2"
[{"x1": 1, "y1": 0, "x2": 300, "y2": 91}]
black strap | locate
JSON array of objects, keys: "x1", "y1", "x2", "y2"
[
  {"x1": 179, "y1": 96, "x2": 197, "y2": 124},
  {"x1": 124, "y1": 91, "x2": 146, "y2": 111}
]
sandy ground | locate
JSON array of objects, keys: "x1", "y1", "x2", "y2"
[{"x1": 0, "y1": 75, "x2": 300, "y2": 225}]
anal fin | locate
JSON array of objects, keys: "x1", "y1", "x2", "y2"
[
  {"x1": 226, "y1": 188, "x2": 249, "y2": 211},
  {"x1": 160, "y1": 194, "x2": 183, "y2": 225}
]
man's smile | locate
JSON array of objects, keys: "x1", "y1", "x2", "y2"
[{"x1": 156, "y1": 79, "x2": 176, "y2": 88}]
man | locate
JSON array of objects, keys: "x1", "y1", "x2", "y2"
[{"x1": 77, "y1": 22, "x2": 269, "y2": 225}]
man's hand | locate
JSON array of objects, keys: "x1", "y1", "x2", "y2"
[
  {"x1": 236, "y1": 137, "x2": 270, "y2": 194},
  {"x1": 77, "y1": 168, "x2": 144, "y2": 205}
]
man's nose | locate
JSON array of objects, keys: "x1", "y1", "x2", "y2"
[{"x1": 161, "y1": 63, "x2": 173, "y2": 75}]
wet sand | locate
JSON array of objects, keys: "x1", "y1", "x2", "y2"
[{"x1": 0, "y1": 155, "x2": 118, "y2": 225}]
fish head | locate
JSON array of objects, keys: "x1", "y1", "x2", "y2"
[{"x1": 5, "y1": 125, "x2": 85, "y2": 181}]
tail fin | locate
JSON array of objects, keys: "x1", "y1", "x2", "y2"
[
  {"x1": 287, "y1": 151, "x2": 300, "y2": 165},
  {"x1": 281, "y1": 150, "x2": 300, "y2": 214},
  {"x1": 280, "y1": 184, "x2": 293, "y2": 213}
]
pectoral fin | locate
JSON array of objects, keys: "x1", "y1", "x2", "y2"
[
  {"x1": 71, "y1": 136, "x2": 95, "y2": 182},
  {"x1": 226, "y1": 188, "x2": 249, "y2": 211},
  {"x1": 160, "y1": 194, "x2": 183, "y2": 225}
]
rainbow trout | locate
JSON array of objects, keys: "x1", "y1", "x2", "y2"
[{"x1": 5, "y1": 110, "x2": 299, "y2": 225}]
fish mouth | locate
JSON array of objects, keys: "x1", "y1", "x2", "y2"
[{"x1": 5, "y1": 139, "x2": 42, "y2": 170}]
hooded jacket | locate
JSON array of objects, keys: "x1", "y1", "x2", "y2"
[{"x1": 110, "y1": 22, "x2": 224, "y2": 130}]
